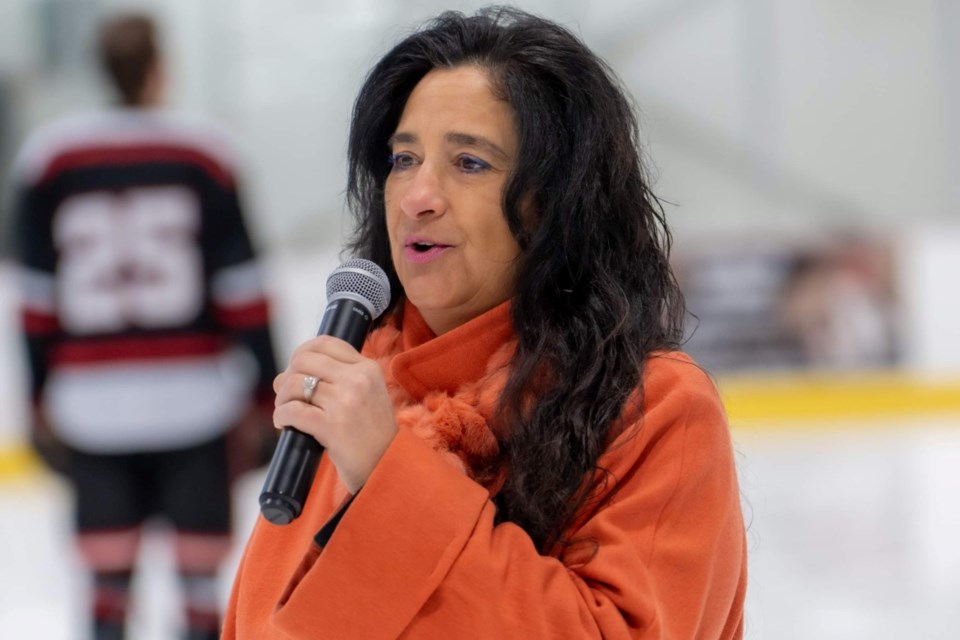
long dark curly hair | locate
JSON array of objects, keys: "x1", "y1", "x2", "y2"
[{"x1": 346, "y1": 6, "x2": 685, "y2": 552}]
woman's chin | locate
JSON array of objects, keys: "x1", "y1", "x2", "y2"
[
  {"x1": 400, "y1": 275, "x2": 453, "y2": 306},
  {"x1": 406, "y1": 293, "x2": 454, "y2": 314}
]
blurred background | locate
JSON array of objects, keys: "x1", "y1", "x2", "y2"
[{"x1": 1, "y1": 0, "x2": 959, "y2": 638}]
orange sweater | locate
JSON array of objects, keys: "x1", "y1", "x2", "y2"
[{"x1": 224, "y1": 302, "x2": 746, "y2": 639}]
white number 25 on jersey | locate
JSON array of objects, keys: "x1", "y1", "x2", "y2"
[{"x1": 53, "y1": 186, "x2": 204, "y2": 334}]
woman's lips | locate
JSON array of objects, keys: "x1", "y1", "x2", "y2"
[{"x1": 403, "y1": 243, "x2": 452, "y2": 264}]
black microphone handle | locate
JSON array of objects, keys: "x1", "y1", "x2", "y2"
[
  {"x1": 259, "y1": 297, "x2": 373, "y2": 525},
  {"x1": 259, "y1": 428, "x2": 323, "y2": 524},
  {"x1": 315, "y1": 297, "x2": 373, "y2": 352}
]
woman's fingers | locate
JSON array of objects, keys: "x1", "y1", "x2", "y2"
[
  {"x1": 270, "y1": 335, "x2": 398, "y2": 493},
  {"x1": 273, "y1": 400, "x2": 327, "y2": 443},
  {"x1": 290, "y1": 335, "x2": 364, "y2": 367},
  {"x1": 275, "y1": 355, "x2": 347, "y2": 405}
]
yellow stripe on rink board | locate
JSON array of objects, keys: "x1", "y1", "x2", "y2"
[
  {"x1": 0, "y1": 445, "x2": 42, "y2": 480},
  {"x1": 719, "y1": 372, "x2": 960, "y2": 427},
  {"x1": 1, "y1": 373, "x2": 959, "y2": 478}
]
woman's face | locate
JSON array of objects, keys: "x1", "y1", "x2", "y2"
[{"x1": 384, "y1": 65, "x2": 522, "y2": 335}]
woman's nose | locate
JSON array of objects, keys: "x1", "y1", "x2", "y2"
[{"x1": 398, "y1": 163, "x2": 447, "y2": 219}]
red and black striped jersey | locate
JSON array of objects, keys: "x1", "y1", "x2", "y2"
[{"x1": 12, "y1": 108, "x2": 278, "y2": 453}]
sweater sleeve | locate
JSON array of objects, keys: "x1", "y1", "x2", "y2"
[
  {"x1": 11, "y1": 174, "x2": 59, "y2": 411},
  {"x1": 203, "y1": 177, "x2": 278, "y2": 407},
  {"x1": 265, "y1": 357, "x2": 747, "y2": 640}
]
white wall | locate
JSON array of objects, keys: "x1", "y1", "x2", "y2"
[
  {"x1": 900, "y1": 224, "x2": 960, "y2": 375},
  {"x1": 613, "y1": 0, "x2": 953, "y2": 237}
]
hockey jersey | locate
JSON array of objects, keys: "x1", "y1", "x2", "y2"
[{"x1": 12, "y1": 107, "x2": 278, "y2": 453}]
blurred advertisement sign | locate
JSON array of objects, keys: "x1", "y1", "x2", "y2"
[{"x1": 676, "y1": 234, "x2": 900, "y2": 374}]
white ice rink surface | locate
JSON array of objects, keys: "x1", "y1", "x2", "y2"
[{"x1": 2, "y1": 421, "x2": 960, "y2": 639}]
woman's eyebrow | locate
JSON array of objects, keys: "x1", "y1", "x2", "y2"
[
  {"x1": 388, "y1": 131, "x2": 509, "y2": 161},
  {"x1": 445, "y1": 132, "x2": 509, "y2": 161},
  {"x1": 387, "y1": 132, "x2": 417, "y2": 147}
]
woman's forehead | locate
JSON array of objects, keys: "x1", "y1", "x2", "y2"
[{"x1": 394, "y1": 66, "x2": 517, "y2": 147}]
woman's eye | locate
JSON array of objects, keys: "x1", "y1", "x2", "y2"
[
  {"x1": 456, "y1": 155, "x2": 491, "y2": 173},
  {"x1": 388, "y1": 153, "x2": 416, "y2": 170}
]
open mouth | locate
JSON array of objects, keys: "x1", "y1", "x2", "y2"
[
  {"x1": 411, "y1": 242, "x2": 436, "y2": 253},
  {"x1": 403, "y1": 239, "x2": 451, "y2": 263}
]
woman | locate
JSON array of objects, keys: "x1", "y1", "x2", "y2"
[{"x1": 225, "y1": 7, "x2": 746, "y2": 639}]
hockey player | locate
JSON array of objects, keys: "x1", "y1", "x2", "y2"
[{"x1": 11, "y1": 13, "x2": 278, "y2": 640}]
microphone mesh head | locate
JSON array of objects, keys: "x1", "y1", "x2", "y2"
[{"x1": 326, "y1": 259, "x2": 391, "y2": 319}]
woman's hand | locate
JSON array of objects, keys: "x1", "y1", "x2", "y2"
[{"x1": 273, "y1": 335, "x2": 397, "y2": 494}]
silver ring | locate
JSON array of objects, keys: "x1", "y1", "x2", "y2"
[{"x1": 302, "y1": 375, "x2": 319, "y2": 402}]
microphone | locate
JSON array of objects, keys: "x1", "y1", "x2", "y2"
[{"x1": 259, "y1": 258, "x2": 391, "y2": 525}]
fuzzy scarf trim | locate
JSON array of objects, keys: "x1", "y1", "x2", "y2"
[{"x1": 362, "y1": 313, "x2": 516, "y2": 496}]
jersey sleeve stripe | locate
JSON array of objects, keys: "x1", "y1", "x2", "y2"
[
  {"x1": 17, "y1": 267, "x2": 57, "y2": 311},
  {"x1": 211, "y1": 261, "x2": 267, "y2": 306},
  {"x1": 21, "y1": 308, "x2": 60, "y2": 335}
]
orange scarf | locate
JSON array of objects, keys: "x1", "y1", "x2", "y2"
[{"x1": 362, "y1": 303, "x2": 516, "y2": 495}]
